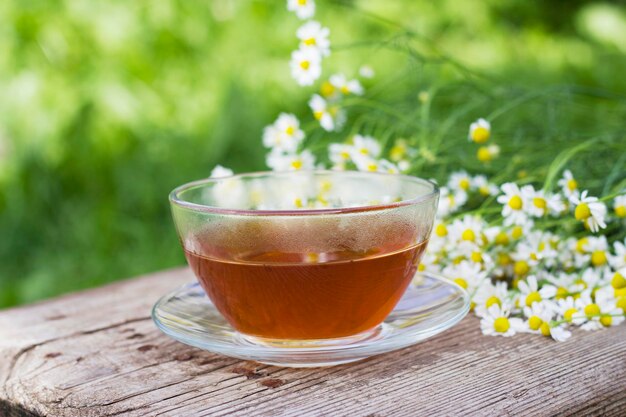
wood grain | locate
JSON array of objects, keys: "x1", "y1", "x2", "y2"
[{"x1": 1, "y1": 267, "x2": 625, "y2": 417}]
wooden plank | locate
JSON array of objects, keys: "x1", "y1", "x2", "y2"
[{"x1": 1, "y1": 267, "x2": 625, "y2": 417}]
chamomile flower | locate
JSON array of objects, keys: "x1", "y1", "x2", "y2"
[
  {"x1": 480, "y1": 304, "x2": 523, "y2": 337},
  {"x1": 527, "y1": 188, "x2": 565, "y2": 217},
  {"x1": 437, "y1": 187, "x2": 468, "y2": 217},
  {"x1": 570, "y1": 190, "x2": 607, "y2": 233},
  {"x1": 266, "y1": 149, "x2": 315, "y2": 171},
  {"x1": 576, "y1": 291, "x2": 625, "y2": 330},
  {"x1": 262, "y1": 113, "x2": 305, "y2": 152},
  {"x1": 614, "y1": 194, "x2": 626, "y2": 218},
  {"x1": 585, "y1": 236, "x2": 610, "y2": 268},
  {"x1": 308, "y1": 94, "x2": 345, "y2": 131},
  {"x1": 609, "y1": 239, "x2": 626, "y2": 272},
  {"x1": 517, "y1": 275, "x2": 557, "y2": 308},
  {"x1": 359, "y1": 65, "x2": 375, "y2": 78},
  {"x1": 556, "y1": 296, "x2": 586, "y2": 325},
  {"x1": 476, "y1": 145, "x2": 500, "y2": 163},
  {"x1": 210, "y1": 165, "x2": 234, "y2": 178},
  {"x1": 328, "y1": 143, "x2": 353, "y2": 169},
  {"x1": 378, "y1": 159, "x2": 400, "y2": 174},
  {"x1": 557, "y1": 169, "x2": 579, "y2": 197},
  {"x1": 329, "y1": 73, "x2": 364, "y2": 95},
  {"x1": 474, "y1": 281, "x2": 509, "y2": 317},
  {"x1": 448, "y1": 215, "x2": 487, "y2": 245},
  {"x1": 287, "y1": 0, "x2": 315, "y2": 20},
  {"x1": 442, "y1": 260, "x2": 487, "y2": 295},
  {"x1": 448, "y1": 171, "x2": 472, "y2": 193},
  {"x1": 468, "y1": 118, "x2": 491, "y2": 144},
  {"x1": 497, "y1": 183, "x2": 531, "y2": 225},
  {"x1": 351, "y1": 135, "x2": 381, "y2": 159},
  {"x1": 471, "y1": 175, "x2": 499, "y2": 197},
  {"x1": 290, "y1": 48, "x2": 322, "y2": 86},
  {"x1": 296, "y1": 21, "x2": 330, "y2": 57},
  {"x1": 522, "y1": 300, "x2": 556, "y2": 333}
]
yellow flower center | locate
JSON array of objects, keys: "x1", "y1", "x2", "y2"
[
  {"x1": 339, "y1": 151, "x2": 350, "y2": 160},
  {"x1": 291, "y1": 160, "x2": 303, "y2": 170},
  {"x1": 485, "y1": 296, "x2": 501, "y2": 308},
  {"x1": 567, "y1": 178, "x2": 578, "y2": 191},
  {"x1": 540, "y1": 322, "x2": 551, "y2": 337},
  {"x1": 340, "y1": 85, "x2": 350, "y2": 95},
  {"x1": 508, "y1": 195, "x2": 523, "y2": 210},
  {"x1": 576, "y1": 237, "x2": 588, "y2": 253},
  {"x1": 616, "y1": 296, "x2": 626, "y2": 311},
  {"x1": 591, "y1": 250, "x2": 607, "y2": 267},
  {"x1": 367, "y1": 163, "x2": 378, "y2": 172},
  {"x1": 514, "y1": 260, "x2": 530, "y2": 276},
  {"x1": 498, "y1": 253, "x2": 512, "y2": 266},
  {"x1": 556, "y1": 287, "x2": 569, "y2": 299},
  {"x1": 525, "y1": 291, "x2": 542, "y2": 307},
  {"x1": 313, "y1": 111, "x2": 324, "y2": 120},
  {"x1": 435, "y1": 224, "x2": 448, "y2": 237},
  {"x1": 528, "y1": 316, "x2": 542, "y2": 331},
  {"x1": 390, "y1": 144, "x2": 406, "y2": 161},
  {"x1": 584, "y1": 303, "x2": 601, "y2": 317},
  {"x1": 320, "y1": 81, "x2": 335, "y2": 97},
  {"x1": 471, "y1": 251, "x2": 483, "y2": 263},
  {"x1": 479, "y1": 185, "x2": 490, "y2": 196},
  {"x1": 303, "y1": 37, "x2": 316, "y2": 46},
  {"x1": 564, "y1": 308, "x2": 578, "y2": 322},
  {"x1": 495, "y1": 232, "x2": 509, "y2": 245},
  {"x1": 454, "y1": 278, "x2": 468, "y2": 289},
  {"x1": 600, "y1": 316, "x2": 612, "y2": 327},
  {"x1": 612, "y1": 272, "x2": 626, "y2": 289},
  {"x1": 493, "y1": 317, "x2": 510, "y2": 333},
  {"x1": 511, "y1": 226, "x2": 524, "y2": 240},
  {"x1": 477, "y1": 146, "x2": 492, "y2": 162},
  {"x1": 533, "y1": 197, "x2": 547, "y2": 210},
  {"x1": 298, "y1": 0, "x2": 307, "y2": 5},
  {"x1": 472, "y1": 126, "x2": 490, "y2": 144},
  {"x1": 285, "y1": 126, "x2": 295, "y2": 135},
  {"x1": 294, "y1": 198, "x2": 304, "y2": 208},
  {"x1": 461, "y1": 229, "x2": 476, "y2": 242},
  {"x1": 615, "y1": 205, "x2": 626, "y2": 218},
  {"x1": 299, "y1": 60, "x2": 310, "y2": 70},
  {"x1": 574, "y1": 203, "x2": 591, "y2": 220},
  {"x1": 459, "y1": 178, "x2": 471, "y2": 190}
]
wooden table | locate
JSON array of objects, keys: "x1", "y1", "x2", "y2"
[{"x1": 1, "y1": 268, "x2": 625, "y2": 416}]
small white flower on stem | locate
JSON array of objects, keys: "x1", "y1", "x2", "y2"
[
  {"x1": 570, "y1": 190, "x2": 607, "y2": 233},
  {"x1": 614, "y1": 194, "x2": 626, "y2": 218},
  {"x1": 448, "y1": 171, "x2": 472, "y2": 194},
  {"x1": 210, "y1": 165, "x2": 234, "y2": 178},
  {"x1": 437, "y1": 187, "x2": 468, "y2": 217},
  {"x1": 290, "y1": 48, "x2": 322, "y2": 86},
  {"x1": 262, "y1": 113, "x2": 305, "y2": 152},
  {"x1": 329, "y1": 73, "x2": 364, "y2": 95},
  {"x1": 442, "y1": 260, "x2": 487, "y2": 295},
  {"x1": 557, "y1": 169, "x2": 578, "y2": 197},
  {"x1": 308, "y1": 94, "x2": 345, "y2": 131},
  {"x1": 328, "y1": 143, "x2": 353, "y2": 169},
  {"x1": 480, "y1": 304, "x2": 524, "y2": 337},
  {"x1": 296, "y1": 21, "x2": 330, "y2": 57},
  {"x1": 287, "y1": 0, "x2": 315, "y2": 20},
  {"x1": 266, "y1": 149, "x2": 315, "y2": 171},
  {"x1": 557, "y1": 296, "x2": 586, "y2": 325},
  {"x1": 468, "y1": 118, "x2": 490, "y2": 144},
  {"x1": 471, "y1": 175, "x2": 499, "y2": 197},
  {"x1": 474, "y1": 281, "x2": 509, "y2": 318},
  {"x1": 351, "y1": 135, "x2": 381, "y2": 158},
  {"x1": 497, "y1": 183, "x2": 531, "y2": 226},
  {"x1": 358, "y1": 65, "x2": 375, "y2": 78},
  {"x1": 517, "y1": 275, "x2": 557, "y2": 308}
]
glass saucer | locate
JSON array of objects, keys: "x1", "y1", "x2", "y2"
[{"x1": 152, "y1": 272, "x2": 469, "y2": 367}]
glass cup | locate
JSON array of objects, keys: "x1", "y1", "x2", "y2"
[{"x1": 169, "y1": 170, "x2": 439, "y2": 342}]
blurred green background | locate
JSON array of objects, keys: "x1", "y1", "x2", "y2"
[{"x1": 1, "y1": 0, "x2": 625, "y2": 307}]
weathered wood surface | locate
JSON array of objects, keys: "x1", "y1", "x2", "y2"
[{"x1": 1, "y1": 267, "x2": 625, "y2": 417}]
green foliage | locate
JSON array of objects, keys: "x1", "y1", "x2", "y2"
[{"x1": 1, "y1": 0, "x2": 625, "y2": 307}]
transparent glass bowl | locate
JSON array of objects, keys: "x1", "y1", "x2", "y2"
[{"x1": 167, "y1": 170, "x2": 440, "y2": 342}]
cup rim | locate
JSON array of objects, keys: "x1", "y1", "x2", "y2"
[{"x1": 169, "y1": 170, "x2": 439, "y2": 216}]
